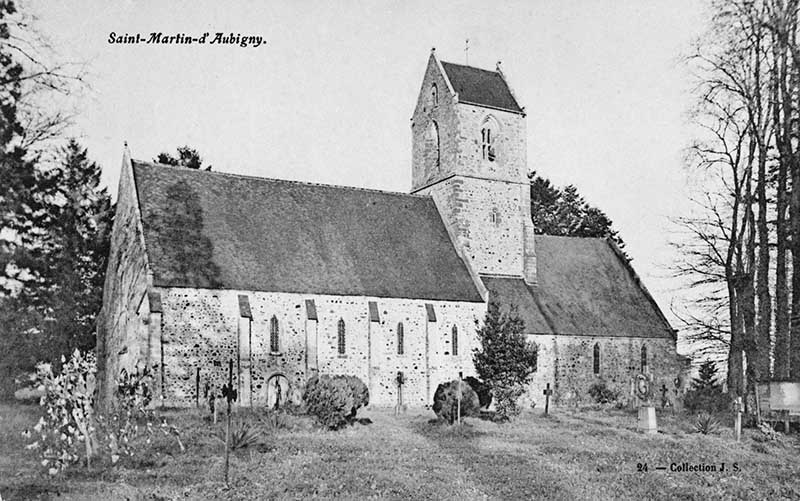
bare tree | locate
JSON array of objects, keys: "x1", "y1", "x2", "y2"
[
  {"x1": 3, "y1": 2, "x2": 88, "y2": 155},
  {"x1": 678, "y1": 0, "x2": 774, "y2": 408}
]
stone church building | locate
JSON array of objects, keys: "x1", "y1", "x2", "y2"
[{"x1": 97, "y1": 51, "x2": 680, "y2": 409}]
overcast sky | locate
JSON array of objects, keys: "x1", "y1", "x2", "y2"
[{"x1": 30, "y1": 0, "x2": 708, "y2": 331}]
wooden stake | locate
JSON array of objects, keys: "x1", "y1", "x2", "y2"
[
  {"x1": 543, "y1": 383, "x2": 553, "y2": 415},
  {"x1": 457, "y1": 372, "x2": 462, "y2": 425},
  {"x1": 735, "y1": 396, "x2": 743, "y2": 442},
  {"x1": 223, "y1": 359, "x2": 237, "y2": 487}
]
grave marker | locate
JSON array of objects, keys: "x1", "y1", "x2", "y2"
[
  {"x1": 543, "y1": 383, "x2": 553, "y2": 415},
  {"x1": 395, "y1": 371, "x2": 405, "y2": 416},
  {"x1": 457, "y1": 371, "x2": 463, "y2": 425},
  {"x1": 221, "y1": 359, "x2": 237, "y2": 487},
  {"x1": 636, "y1": 374, "x2": 657, "y2": 434}
]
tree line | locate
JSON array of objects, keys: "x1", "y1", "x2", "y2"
[
  {"x1": 0, "y1": 0, "x2": 217, "y2": 398},
  {"x1": 676, "y1": 0, "x2": 800, "y2": 412}
]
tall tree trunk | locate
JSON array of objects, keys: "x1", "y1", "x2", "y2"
[
  {"x1": 771, "y1": 4, "x2": 793, "y2": 380},
  {"x1": 789, "y1": 21, "x2": 800, "y2": 381},
  {"x1": 753, "y1": 21, "x2": 772, "y2": 385},
  {"x1": 755, "y1": 142, "x2": 771, "y2": 383},
  {"x1": 728, "y1": 279, "x2": 745, "y2": 396}
]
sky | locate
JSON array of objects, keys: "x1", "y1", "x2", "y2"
[{"x1": 28, "y1": 0, "x2": 708, "y2": 338}]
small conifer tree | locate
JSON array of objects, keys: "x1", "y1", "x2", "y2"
[
  {"x1": 692, "y1": 360, "x2": 720, "y2": 391},
  {"x1": 473, "y1": 302, "x2": 538, "y2": 419},
  {"x1": 685, "y1": 360, "x2": 728, "y2": 413}
]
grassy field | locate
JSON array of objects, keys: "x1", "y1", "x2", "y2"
[{"x1": 1, "y1": 402, "x2": 799, "y2": 500}]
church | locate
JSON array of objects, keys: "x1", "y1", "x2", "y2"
[{"x1": 96, "y1": 51, "x2": 680, "y2": 409}]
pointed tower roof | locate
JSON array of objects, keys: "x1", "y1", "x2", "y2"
[{"x1": 440, "y1": 61, "x2": 524, "y2": 114}]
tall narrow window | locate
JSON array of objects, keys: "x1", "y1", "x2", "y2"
[
  {"x1": 427, "y1": 121, "x2": 440, "y2": 167},
  {"x1": 431, "y1": 83, "x2": 438, "y2": 106},
  {"x1": 397, "y1": 322, "x2": 404, "y2": 355},
  {"x1": 337, "y1": 318, "x2": 346, "y2": 355},
  {"x1": 641, "y1": 345, "x2": 647, "y2": 372},
  {"x1": 593, "y1": 343, "x2": 601, "y2": 375},
  {"x1": 481, "y1": 116, "x2": 498, "y2": 161},
  {"x1": 452, "y1": 325, "x2": 458, "y2": 356},
  {"x1": 489, "y1": 208, "x2": 499, "y2": 225},
  {"x1": 269, "y1": 315, "x2": 279, "y2": 353}
]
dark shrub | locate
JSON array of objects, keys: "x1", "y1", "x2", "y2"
[
  {"x1": 494, "y1": 384, "x2": 526, "y2": 419},
  {"x1": 588, "y1": 381, "x2": 620, "y2": 404},
  {"x1": 344, "y1": 375, "x2": 369, "y2": 412},
  {"x1": 303, "y1": 375, "x2": 369, "y2": 429},
  {"x1": 464, "y1": 376, "x2": 492, "y2": 409},
  {"x1": 432, "y1": 380, "x2": 480, "y2": 424},
  {"x1": 683, "y1": 387, "x2": 729, "y2": 413}
]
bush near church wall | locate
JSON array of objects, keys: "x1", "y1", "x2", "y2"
[
  {"x1": 303, "y1": 375, "x2": 369, "y2": 429},
  {"x1": 432, "y1": 380, "x2": 480, "y2": 424},
  {"x1": 588, "y1": 381, "x2": 620, "y2": 404},
  {"x1": 464, "y1": 376, "x2": 492, "y2": 409}
]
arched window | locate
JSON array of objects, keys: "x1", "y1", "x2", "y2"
[
  {"x1": 397, "y1": 322, "x2": 404, "y2": 355},
  {"x1": 489, "y1": 207, "x2": 499, "y2": 225},
  {"x1": 431, "y1": 83, "x2": 438, "y2": 106},
  {"x1": 481, "y1": 116, "x2": 499, "y2": 162},
  {"x1": 427, "y1": 121, "x2": 440, "y2": 167},
  {"x1": 337, "y1": 318, "x2": 346, "y2": 355},
  {"x1": 641, "y1": 345, "x2": 647, "y2": 372},
  {"x1": 593, "y1": 343, "x2": 601, "y2": 375},
  {"x1": 269, "y1": 315, "x2": 279, "y2": 353},
  {"x1": 452, "y1": 325, "x2": 458, "y2": 356}
]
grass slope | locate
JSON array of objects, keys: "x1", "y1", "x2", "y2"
[{"x1": 1, "y1": 402, "x2": 799, "y2": 500}]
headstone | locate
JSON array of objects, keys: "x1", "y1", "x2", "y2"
[
  {"x1": 638, "y1": 405, "x2": 657, "y2": 434},
  {"x1": 636, "y1": 374, "x2": 657, "y2": 434},
  {"x1": 659, "y1": 384, "x2": 669, "y2": 409},
  {"x1": 543, "y1": 383, "x2": 553, "y2": 415}
]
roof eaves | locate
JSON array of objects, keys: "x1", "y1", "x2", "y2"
[{"x1": 458, "y1": 100, "x2": 526, "y2": 116}]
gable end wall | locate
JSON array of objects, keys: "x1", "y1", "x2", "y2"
[{"x1": 96, "y1": 153, "x2": 151, "y2": 408}]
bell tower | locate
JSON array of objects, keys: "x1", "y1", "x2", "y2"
[{"x1": 411, "y1": 50, "x2": 537, "y2": 284}]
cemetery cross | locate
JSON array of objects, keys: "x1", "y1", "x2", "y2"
[
  {"x1": 543, "y1": 383, "x2": 553, "y2": 415},
  {"x1": 221, "y1": 359, "x2": 237, "y2": 487}
]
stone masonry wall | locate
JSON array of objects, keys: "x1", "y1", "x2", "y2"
[
  {"x1": 411, "y1": 55, "x2": 533, "y2": 279},
  {"x1": 411, "y1": 56, "x2": 528, "y2": 191},
  {"x1": 149, "y1": 287, "x2": 485, "y2": 408},
  {"x1": 453, "y1": 103, "x2": 526, "y2": 184},
  {"x1": 550, "y1": 336, "x2": 681, "y2": 406},
  {"x1": 96, "y1": 154, "x2": 151, "y2": 408},
  {"x1": 411, "y1": 55, "x2": 459, "y2": 191},
  {"x1": 421, "y1": 177, "x2": 527, "y2": 277}
]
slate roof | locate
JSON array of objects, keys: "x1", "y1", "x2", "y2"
[
  {"x1": 440, "y1": 61, "x2": 523, "y2": 114},
  {"x1": 131, "y1": 161, "x2": 483, "y2": 302},
  {"x1": 482, "y1": 236, "x2": 674, "y2": 339}
]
